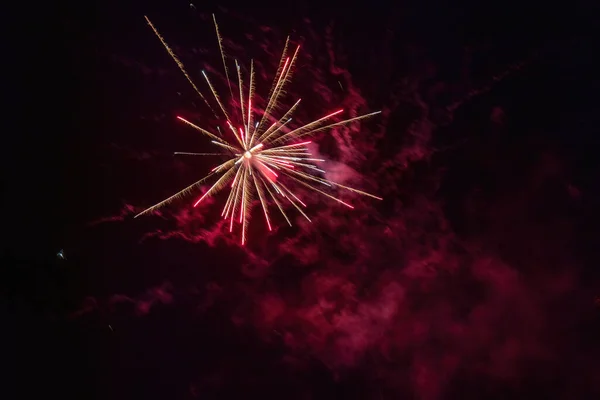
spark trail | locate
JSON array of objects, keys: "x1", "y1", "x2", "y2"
[{"x1": 136, "y1": 15, "x2": 382, "y2": 245}]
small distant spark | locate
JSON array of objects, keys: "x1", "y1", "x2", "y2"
[
  {"x1": 136, "y1": 15, "x2": 382, "y2": 245},
  {"x1": 57, "y1": 249, "x2": 66, "y2": 260}
]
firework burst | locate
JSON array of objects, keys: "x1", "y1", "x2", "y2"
[{"x1": 136, "y1": 15, "x2": 382, "y2": 245}]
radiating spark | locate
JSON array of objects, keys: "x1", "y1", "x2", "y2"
[
  {"x1": 174, "y1": 152, "x2": 226, "y2": 156},
  {"x1": 192, "y1": 164, "x2": 237, "y2": 207},
  {"x1": 210, "y1": 140, "x2": 238, "y2": 153},
  {"x1": 134, "y1": 171, "x2": 218, "y2": 218},
  {"x1": 260, "y1": 56, "x2": 290, "y2": 128},
  {"x1": 176, "y1": 116, "x2": 224, "y2": 143},
  {"x1": 247, "y1": 60, "x2": 256, "y2": 142},
  {"x1": 266, "y1": 45, "x2": 300, "y2": 119},
  {"x1": 278, "y1": 111, "x2": 383, "y2": 143},
  {"x1": 144, "y1": 16, "x2": 216, "y2": 116},
  {"x1": 252, "y1": 172, "x2": 272, "y2": 231},
  {"x1": 256, "y1": 37, "x2": 290, "y2": 134},
  {"x1": 212, "y1": 14, "x2": 234, "y2": 100},
  {"x1": 272, "y1": 109, "x2": 344, "y2": 144},
  {"x1": 202, "y1": 70, "x2": 231, "y2": 121},
  {"x1": 137, "y1": 16, "x2": 382, "y2": 244}
]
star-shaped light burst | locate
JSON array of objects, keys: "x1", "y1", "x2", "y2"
[{"x1": 135, "y1": 15, "x2": 382, "y2": 245}]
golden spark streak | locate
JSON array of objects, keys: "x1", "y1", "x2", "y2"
[
  {"x1": 239, "y1": 167, "x2": 248, "y2": 223},
  {"x1": 259, "y1": 174, "x2": 292, "y2": 226},
  {"x1": 258, "y1": 98, "x2": 302, "y2": 143},
  {"x1": 241, "y1": 166, "x2": 252, "y2": 245},
  {"x1": 264, "y1": 45, "x2": 300, "y2": 120},
  {"x1": 255, "y1": 37, "x2": 290, "y2": 134},
  {"x1": 257, "y1": 154, "x2": 320, "y2": 170},
  {"x1": 210, "y1": 140, "x2": 239, "y2": 153},
  {"x1": 212, "y1": 14, "x2": 234, "y2": 100},
  {"x1": 174, "y1": 152, "x2": 226, "y2": 156},
  {"x1": 144, "y1": 16, "x2": 216, "y2": 116},
  {"x1": 274, "y1": 180, "x2": 311, "y2": 222},
  {"x1": 235, "y1": 60, "x2": 246, "y2": 130},
  {"x1": 259, "y1": 118, "x2": 294, "y2": 144},
  {"x1": 273, "y1": 109, "x2": 344, "y2": 144},
  {"x1": 252, "y1": 171, "x2": 272, "y2": 230},
  {"x1": 193, "y1": 165, "x2": 237, "y2": 207},
  {"x1": 134, "y1": 171, "x2": 217, "y2": 218},
  {"x1": 229, "y1": 172, "x2": 244, "y2": 231},
  {"x1": 282, "y1": 166, "x2": 382, "y2": 200},
  {"x1": 285, "y1": 111, "x2": 383, "y2": 142},
  {"x1": 246, "y1": 60, "x2": 255, "y2": 145},
  {"x1": 202, "y1": 70, "x2": 231, "y2": 122},
  {"x1": 259, "y1": 56, "x2": 290, "y2": 131},
  {"x1": 177, "y1": 116, "x2": 224, "y2": 143},
  {"x1": 222, "y1": 166, "x2": 243, "y2": 217},
  {"x1": 280, "y1": 170, "x2": 354, "y2": 209}
]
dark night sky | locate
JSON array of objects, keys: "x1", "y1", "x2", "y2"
[{"x1": 5, "y1": 0, "x2": 600, "y2": 399}]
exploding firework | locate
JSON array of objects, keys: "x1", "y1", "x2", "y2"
[{"x1": 136, "y1": 15, "x2": 382, "y2": 245}]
